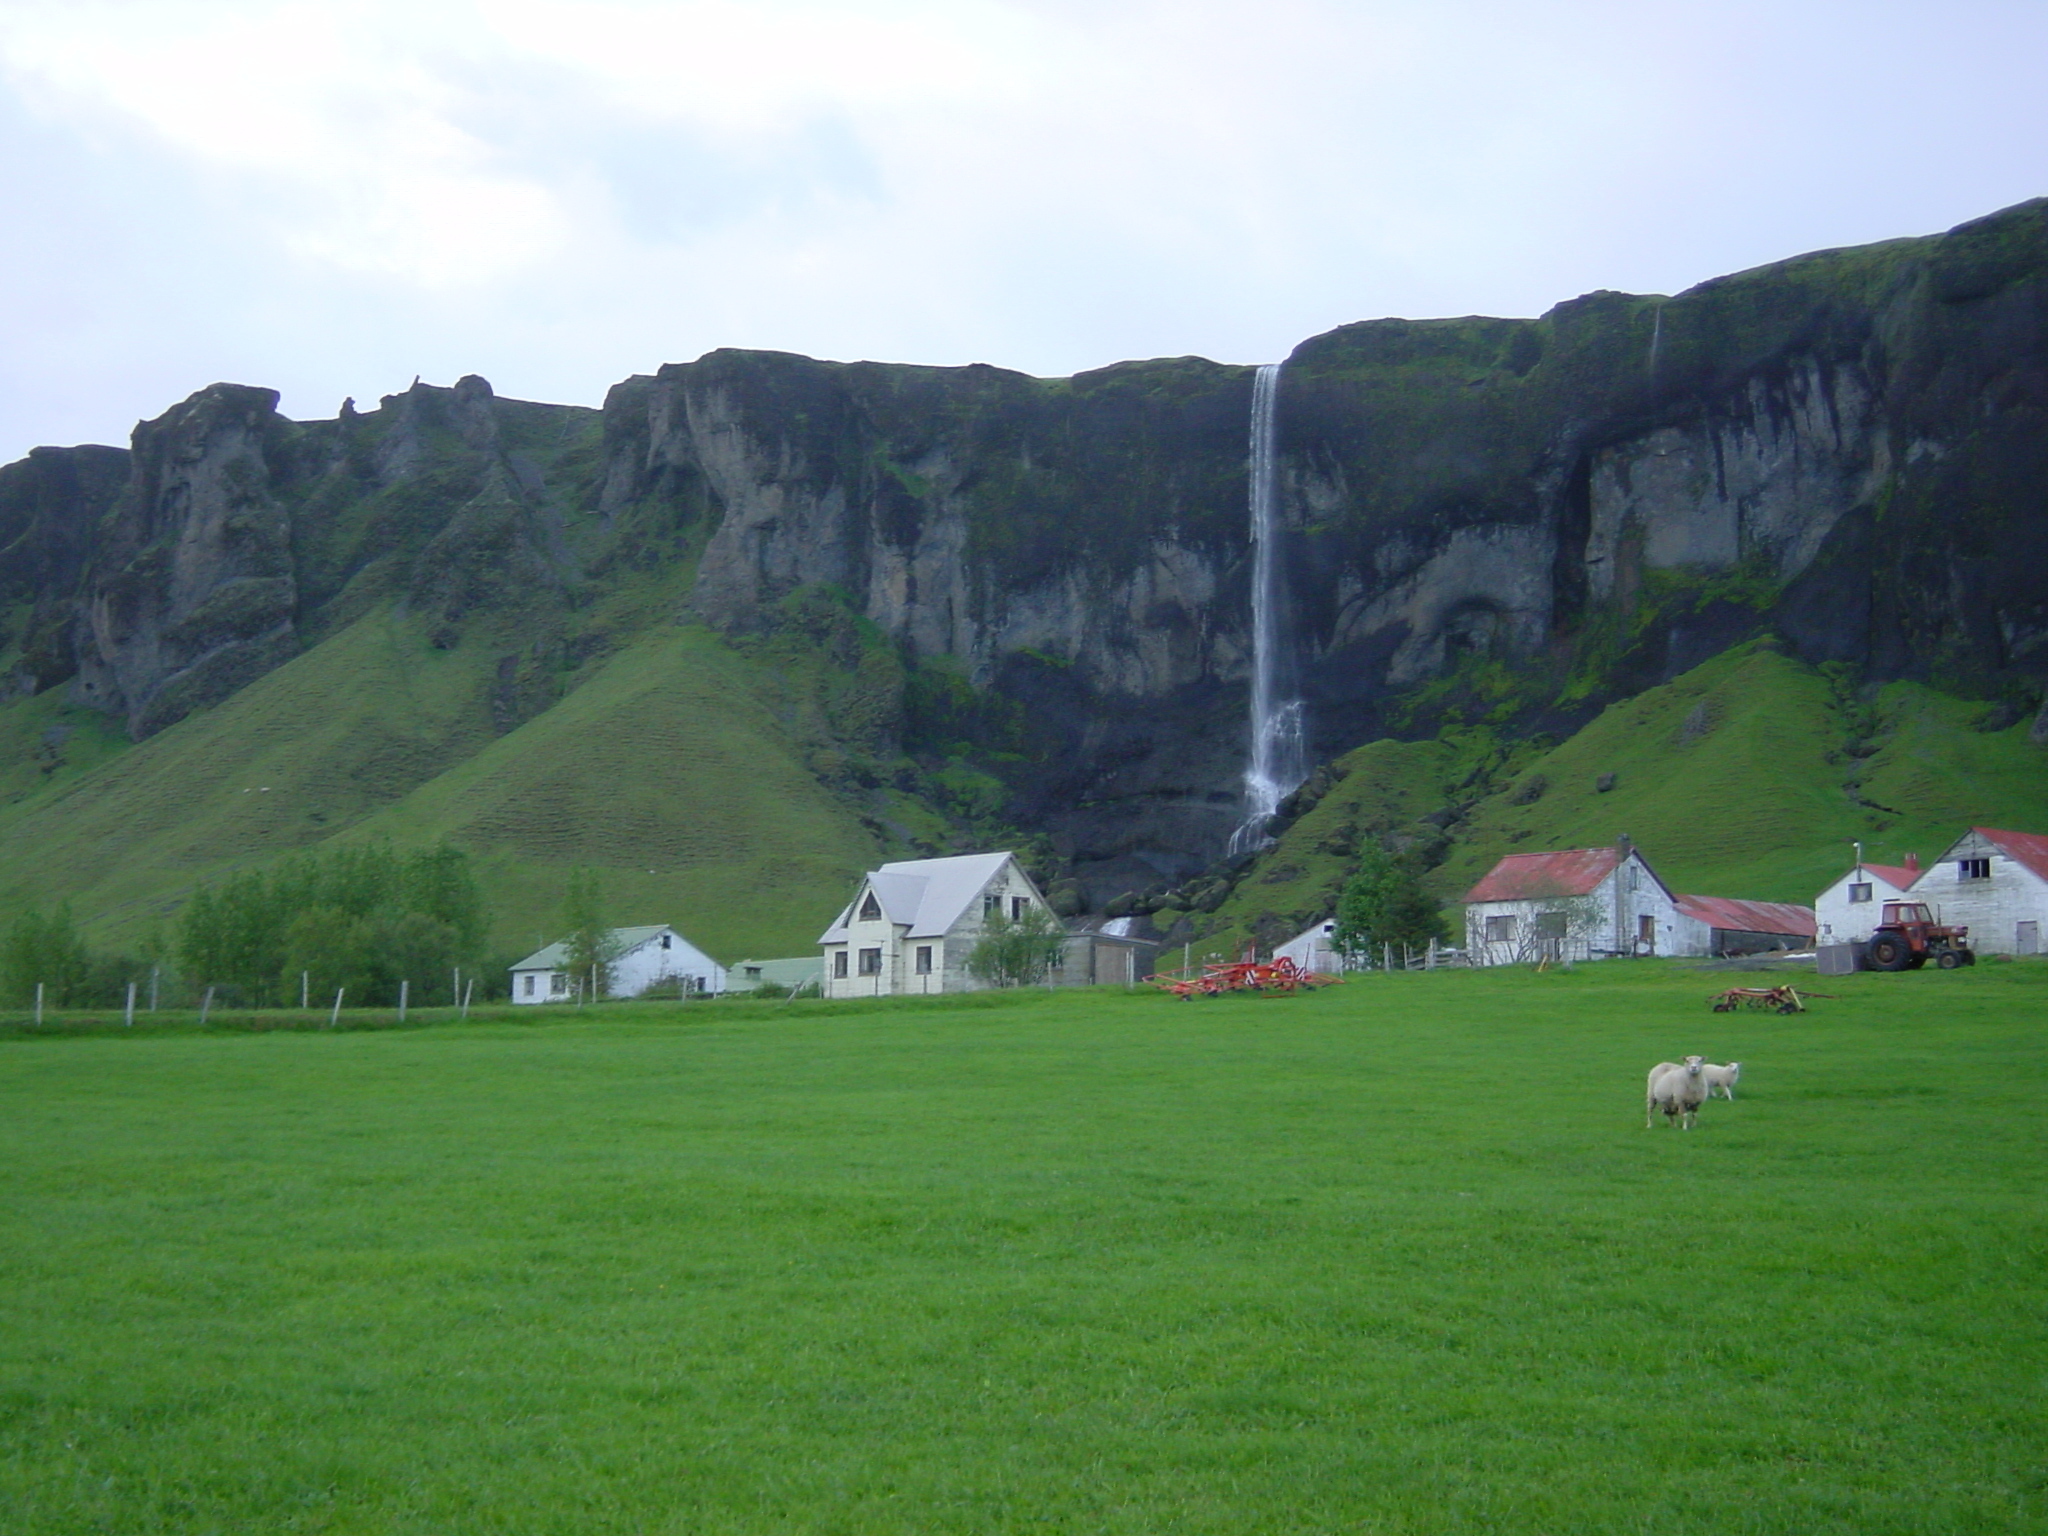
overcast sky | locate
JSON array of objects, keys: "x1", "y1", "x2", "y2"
[{"x1": 1, "y1": 0, "x2": 2043, "y2": 461}]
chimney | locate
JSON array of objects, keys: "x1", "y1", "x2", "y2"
[
  {"x1": 1616, "y1": 833, "x2": 1633, "y2": 861},
  {"x1": 1906, "y1": 852, "x2": 1920, "y2": 874}
]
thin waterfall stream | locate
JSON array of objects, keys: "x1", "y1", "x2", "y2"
[{"x1": 1230, "y1": 362, "x2": 1305, "y2": 854}]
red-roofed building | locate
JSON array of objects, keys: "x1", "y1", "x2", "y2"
[
  {"x1": 1674, "y1": 895, "x2": 1816, "y2": 957},
  {"x1": 1815, "y1": 850, "x2": 1922, "y2": 948},
  {"x1": 1462, "y1": 840, "x2": 1687, "y2": 964},
  {"x1": 1920, "y1": 828, "x2": 2048, "y2": 955}
]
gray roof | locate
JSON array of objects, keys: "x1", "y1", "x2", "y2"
[
  {"x1": 819, "y1": 851, "x2": 1020, "y2": 943},
  {"x1": 510, "y1": 924, "x2": 678, "y2": 972}
]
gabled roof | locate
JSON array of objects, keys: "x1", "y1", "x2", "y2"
[
  {"x1": 1969, "y1": 826, "x2": 2048, "y2": 884},
  {"x1": 820, "y1": 851, "x2": 1020, "y2": 943},
  {"x1": 1463, "y1": 846, "x2": 1664, "y2": 904},
  {"x1": 1676, "y1": 896, "x2": 1816, "y2": 938},
  {"x1": 1860, "y1": 864, "x2": 1921, "y2": 892},
  {"x1": 511, "y1": 924, "x2": 677, "y2": 972}
]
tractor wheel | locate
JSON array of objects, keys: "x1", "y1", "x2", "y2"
[
  {"x1": 1867, "y1": 934, "x2": 1910, "y2": 971},
  {"x1": 1937, "y1": 949, "x2": 1963, "y2": 970}
]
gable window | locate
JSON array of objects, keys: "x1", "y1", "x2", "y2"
[
  {"x1": 860, "y1": 891, "x2": 883, "y2": 921},
  {"x1": 661, "y1": 933, "x2": 671, "y2": 949},
  {"x1": 984, "y1": 893, "x2": 999, "y2": 917},
  {"x1": 833, "y1": 951, "x2": 849, "y2": 979},
  {"x1": 1848, "y1": 882, "x2": 1872, "y2": 904},
  {"x1": 915, "y1": 945, "x2": 933, "y2": 974},
  {"x1": 1484, "y1": 915, "x2": 1516, "y2": 944},
  {"x1": 1959, "y1": 857, "x2": 1991, "y2": 881},
  {"x1": 1011, "y1": 896, "x2": 1029, "y2": 921},
  {"x1": 859, "y1": 947, "x2": 883, "y2": 975}
]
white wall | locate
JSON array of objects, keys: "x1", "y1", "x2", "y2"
[
  {"x1": 1918, "y1": 833, "x2": 2048, "y2": 955},
  {"x1": 1813, "y1": 868, "x2": 1912, "y2": 948}
]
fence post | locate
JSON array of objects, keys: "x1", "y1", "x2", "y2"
[
  {"x1": 461, "y1": 978, "x2": 473, "y2": 1020},
  {"x1": 150, "y1": 966, "x2": 160, "y2": 1011},
  {"x1": 329, "y1": 988, "x2": 345, "y2": 1028},
  {"x1": 301, "y1": 970, "x2": 309, "y2": 1009},
  {"x1": 398, "y1": 979, "x2": 409, "y2": 1024},
  {"x1": 453, "y1": 967, "x2": 461, "y2": 1007},
  {"x1": 125, "y1": 981, "x2": 136, "y2": 1027},
  {"x1": 199, "y1": 987, "x2": 213, "y2": 1026},
  {"x1": 34, "y1": 981, "x2": 43, "y2": 1027}
]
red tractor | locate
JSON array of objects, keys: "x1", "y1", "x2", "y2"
[{"x1": 1865, "y1": 901, "x2": 1975, "y2": 971}]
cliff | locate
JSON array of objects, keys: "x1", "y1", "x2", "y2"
[{"x1": 2, "y1": 198, "x2": 2044, "y2": 914}]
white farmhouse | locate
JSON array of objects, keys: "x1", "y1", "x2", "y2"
[
  {"x1": 820, "y1": 851, "x2": 1050, "y2": 998},
  {"x1": 1916, "y1": 827, "x2": 2048, "y2": 955},
  {"x1": 1814, "y1": 852, "x2": 1922, "y2": 948},
  {"x1": 1463, "y1": 841, "x2": 1685, "y2": 965},
  {"x1": 510, "y1": 924, "x2": 726, "y2": 1004}
]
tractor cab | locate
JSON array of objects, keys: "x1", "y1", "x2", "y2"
[{"x1": 1880, "y1": 902, "x2": 1934, "y2": 928}]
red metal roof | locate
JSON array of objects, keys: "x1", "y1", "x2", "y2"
[
  {"x1": 1676, "y1": 895, "x2": 1816, "y2": 938},
  {"x1": 1860, "y1": 863, "x2": 1919, "y2": 891},
  {"x1": 1975, "y1": 827, "x2": 2048, "y2": 884},
  {"x1": 1464, "y1": 847, "x2": 1623, "y2": 903}
]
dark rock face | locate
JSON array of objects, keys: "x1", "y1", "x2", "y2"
[{"x1": 4, "y1": 199, "x2": 2045, "y2": 888}]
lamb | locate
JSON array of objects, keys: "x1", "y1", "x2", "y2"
[
  {"x1": 1700, "y1": 1061, "x2": 1742, "y2": 1101},
  {"x1": 1645, "y1": 1055, "x2": 1709, "y2": 1129}
]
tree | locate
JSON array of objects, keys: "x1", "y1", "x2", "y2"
[
  {"x1": 561, "y1": 868, "x2": 620, "y2": 1000},
  {"x1": 0, "y1": 901, "x2": 92, "y2": 1006},
  {"x1": 966, "y1": 904, "x2": 1069, "y2": 988},
  {"x1": 1332, "y1": 843, "x2": 1448, "y2": 966}
]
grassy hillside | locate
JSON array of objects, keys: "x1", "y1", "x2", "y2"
[
  {"x1": 1195, "y1": 640, "x2": 2048, "y2": 950},
  {"x1": 0, "y1": 600, "x2": 883, "y2": 962},
  {"x1": 4, "y1": 965, "x2": 2044, "y2": 1530}
]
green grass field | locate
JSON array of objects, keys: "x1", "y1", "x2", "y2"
[{"x1": 5, "y1": 963, "x2": 2044, "y2": 1532}]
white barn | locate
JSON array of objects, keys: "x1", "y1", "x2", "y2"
[
  {"x1": 1814, "y1": 852, "x2": 1922, "y2": 949},
  {"x1": 510, "y1": 924, "x2": 726, "y2": 1004},
  {"x1": 1463, "y1": 841, "x2": 1686, "y2": 965},
  {"x1": 1274, "y1": 920, "x2": 1353, "y2": 973},
  {"x1": 1917, "y1": 827, "x2": 2048, "y2": 956},
  {"x1": 821, "y1": 851, "x2": 1051, "y2": 998}
]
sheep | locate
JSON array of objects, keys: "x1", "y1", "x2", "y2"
[
  {"x1": 1645, "y1": 1055, "x2": 1708, "y2": 1129},
  {"x1": 1701, "y1": 1061, "x2": 1742, "y2": 1101}
]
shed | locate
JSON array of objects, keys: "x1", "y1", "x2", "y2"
[
  {"x1": 1673, "y1": 895, "x2": 1816, "y2": 957},
  {"x1": 1814, "y1": 853, "x2": 1921, "y2": 948},
  {"x1": 510, "y1": 924, "x2": 726, "y2": 1004}
]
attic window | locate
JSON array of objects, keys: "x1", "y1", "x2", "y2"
[
  {"x1": 1848, "y1": 883, "x2": 1873, "y2": 904},
  {"x1": 860, "y1": 891, "x2": 883, "y2": 921},
  {"x1": 661, "y1": 934, "x2": 671, "y2": 949},
  {"x1": 1959, "y1": 857, "x2": 1991, "y2": 881},
  {"x1": 1011, "y1": 896, "x2": 1029, "y2": 921},
  {"x1": 984, "y1": 894, "x2": 999, "y2": 916}
]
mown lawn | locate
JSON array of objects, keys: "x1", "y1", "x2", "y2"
[{"x1": 3, "y1": 962, "x2": 2045, "y2": 1533}]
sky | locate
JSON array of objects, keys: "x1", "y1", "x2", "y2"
[{"x1": 1, "y1": 0, "x2": 2044, "y2": 460}]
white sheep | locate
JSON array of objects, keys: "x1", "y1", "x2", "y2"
[
  {"x1": 1701, "y1": 1061, "x2": 1742, "y2": 1101},
  {"x1": 1645, "y1": 1055, "x2": 1708, "y2": 1129}
]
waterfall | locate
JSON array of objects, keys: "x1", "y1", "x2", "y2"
[
  {"x1": 1230, "y1": 362, "x2": 1305, "y2": 855},
  {"x1": 1647, "y1": 303, "x2": 1664, "y2": 376}
]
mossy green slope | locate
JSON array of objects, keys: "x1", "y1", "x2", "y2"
[
  {"x1": 342, "y1": 623, "x2": 882, "y2": 961},
  {"x1": 0, "y1": 606, "x2": 882, "y2": 961},
  {"x1": 1200, "y1": 642, "x2": 2048, "y2": 946}
]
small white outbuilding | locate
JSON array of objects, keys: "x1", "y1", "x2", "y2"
[
  {"x1": 509, "y1": 924, "x2": 726, "y2": 1004},
  {"x1": 1814, "y1": 852, "x2": 1922, "y2": 948}
]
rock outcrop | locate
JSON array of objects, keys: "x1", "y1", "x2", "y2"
[{"x1": 3, "y1": 197, "x2": 2044, "y2": 890}]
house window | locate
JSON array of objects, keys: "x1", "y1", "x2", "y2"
[
  {"x1": 745, "y1": 966, "x2": 762, "y2": 979},
  {"x1": 860, "y1": 891, "x2": 882, "y2": 921},
  {"x1": 1532, "y1": 911, "x2": 1567, "y2": 939},
  {"x1": 833, "y1": 951, "x2": 849, "y2": 979},
  {"x1": 1484, "y1": 915, "x2": 1517, "y2": 944},
  {"x1": 1011, "y1": 896, "x2": 1029, "y2": 921},
  {"x1": 1625, "y1": 864, "x2": 1638, "y2": 893},
  {"x1": 984, "y1": 893, "x2": 999, "y2": 917},
  {"x1": 1638, "y1": 914, "x2": 1656, "y2": 945},
  {"x1": 1848, "y1": 882, "x2": 1872, "y2": 904},
  {"x1": 915, "y1": 945, "x2": 933, "y2": 974},
  {"x1": 523, "y1": 974, "x2": 535, "y2": 997},
  {"x1": 661, "y1": 934, "x2": 671, "y2": 949},
  {"x1": 550, "y1": 973, "x2": 567, "y2": 995},
  {"x1": 1959, "y1": 857, "x2": 1991, "y2": 881},
  {"x1": 859, "y1": 947, "x2": 883, "y2": 975}
]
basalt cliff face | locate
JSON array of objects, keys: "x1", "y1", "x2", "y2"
[{"x1": 4, "y1": 198, "x2": 2045, "y2": 897}]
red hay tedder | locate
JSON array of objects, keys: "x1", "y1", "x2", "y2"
[{"x1": 1149, "y1": 955, "x2": 1343, "y2": 999}]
